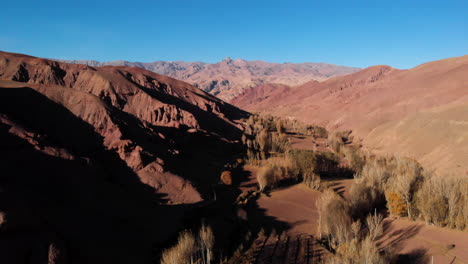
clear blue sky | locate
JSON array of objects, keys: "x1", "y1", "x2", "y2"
[{"x1": 1, "y1": 0, "x2": 467, "y2": 69}]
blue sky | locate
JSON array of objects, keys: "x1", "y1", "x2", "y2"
[{"x1": 1, "y1": 0, "x2": 467, "y2": 69}]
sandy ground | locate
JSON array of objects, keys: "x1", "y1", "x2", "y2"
[
  {"x1": 382, "y1": 218, "x2": 468, "y2": 263},
  {"x1": 240, "y1": 132, "x2": 468, "y2": 263},
  {"x1": 248, "y1": 178, "x2": 468, "y2": 263},
  {"x1": 257, "y1": 184, "x2": 321, "y2": 236}
]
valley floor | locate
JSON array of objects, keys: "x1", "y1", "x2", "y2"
[{"x1": 240, "y1": 166, "x2": 468, "y2": 264}]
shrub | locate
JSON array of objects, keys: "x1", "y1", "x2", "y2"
[
  {"x1": 354, "y1": 155, "x2": 425, "y2": 219},
  {"x1": 161, "y1": 230, "x2": 197, "y2": 264},
  {"x1": 303, "y1": 172, "x2": 321, "y2": 190},
  {"x1": 415, "y1": 175, "x2": 468, "y2": 229},
  {"x1": 314, "y1": 151, "x2": 340, "y2": 174},
  {"x1": 270, "y1": 132, "x2": 290, "y2": 153},
  {"x1": 199, "y1": 224, "x2": 215, "y2": 264},
  {"x1": 385, "y1": 192, "x2": 407, "y2": 217},
  {"x1": 161, "y1": 224, "x2": 216, "y2": 264},
  {"x1": 349, "y1": 181, "x2": 384, "y2": 220},
  {"x1": 317, "y1": 189, "x2": 352, "y2": 246},
  {"x1": 328, "y1": 130, "x2": 352, "y2": 153},
  {"x1": 257, "y1": 128, "x2": 270, "y2": 153},
  {"x1": 257, "y1": 166, "x2": 275, "y2": 192},
  {"x1": 220, "y1": 171, "x2": 233, "y2": 185},
  {"x1": 319, "y1": 189, "x2": 396, "y2": 264},
  {"x1": 365, "y1": 212, "x2": 384, "y2": 241},
  {"x1": 276, "y1": 119, "x2": 285, "y2": 133},
  {"x1": 287, "y1": 149, "x2": 317, "y2": 177},
  {"x1": 343, "y1": 146, "x2": 366, "y2": 173},
  {"x1": 312, "y1": 125, "x2": 328, "y2": 138}
]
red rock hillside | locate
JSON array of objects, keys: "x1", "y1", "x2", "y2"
[{"x1": 0, "y1": 51, "x2": 248, "y2": 264}]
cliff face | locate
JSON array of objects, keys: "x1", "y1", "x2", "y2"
[{"x1": 0, "y1": 51, "x2": 248, "y2": 264}]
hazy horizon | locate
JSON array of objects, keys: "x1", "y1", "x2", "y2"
[{"x1": 2, "y1": 0, "x2": 467, "y2": 69}]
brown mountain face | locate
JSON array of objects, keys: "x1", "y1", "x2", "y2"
[
  {"x1": 58, "y1": 57, "x2": 360, "y2": 100},
  {"x1": 0, "y1": 51, "x2": 248, "y2": 263},
  {"x1": 231, "y1": 56, "x2": 468, "y2": 175}
]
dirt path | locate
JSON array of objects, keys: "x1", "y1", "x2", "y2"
[{"x1": 244, "y1": 184, "x2": 330, "y2": 264}]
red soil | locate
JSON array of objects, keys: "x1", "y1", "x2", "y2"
[{"x1": 0, "y1": 51, "x2": 248, "y2": 263}]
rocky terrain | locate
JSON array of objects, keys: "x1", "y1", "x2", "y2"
[
  {"x1": 231, "y1": 56, "x2": 468, "y2": 175},
  {"x1": 0, "y1": 51, "x2": 248, "y2": 263},
  {"x1": 57, "y1": 57, "x2": 360, "y2": 100}
]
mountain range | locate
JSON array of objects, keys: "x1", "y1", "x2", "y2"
[{"x1": 56, "y1": 57, "x2": 360, "y2": 100}]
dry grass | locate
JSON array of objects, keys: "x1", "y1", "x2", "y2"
[
  {"x1": 161, "y1": 230, "x2": 197, "y2": 264},
  {"x1": 303, "y1": 172, "x2": 321, "y2": 190},
  {"x1": 161, "y1": 224, "x2": 215, "y2": 264}
]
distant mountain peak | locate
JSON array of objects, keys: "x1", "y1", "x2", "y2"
[
  {"x1": 55, "y1": 57, "x2": 360, "y2": 100},
  {"x1": 222, "y1": 57, "x2": 233, "y2": 63}
]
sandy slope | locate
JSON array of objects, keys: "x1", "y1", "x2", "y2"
[{"x1": 231, "y1": 56, "x2": 468, "y2": 175}]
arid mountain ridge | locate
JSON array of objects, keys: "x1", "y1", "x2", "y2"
[
  {"x1": 231, "y1": 55, "x2": 468, "y2": 175},
  {"x1": 0, "y1": 51, "x2": 249, "y2": 263},
  {"x1": 56, "y1": 57, "x2": 360, "y2": 100}
]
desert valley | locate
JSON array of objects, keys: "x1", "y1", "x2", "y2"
[
  {"x1": 1, "y1": 1, "x2": 467, "y2": 263},
  {"x1": 0, "y1": 50, "x2": 467, "y2": 264}
]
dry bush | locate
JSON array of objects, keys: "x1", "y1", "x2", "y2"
[
  {"x1": 317, "y1": 189, "x2": 352, "y2": 246},
  {"x1": 303, "y1": 172, "x2": 321, "y2": 190},
  {"x1": 416, "y1": 175, "x2": 468, "y2": 229},
  {"x1": 276, "y1": 119, "x2": 285, "y2": 133},
  {"x1": 263, "y1": 156, "x2": 295, "y2": 179},
  {"x1": 353, "y1": 155, "x2": 424, "y2": 219},
  {"x1": 257, "y1": 166, "x2": 275, "y2": 192},
  {"x1": 314, "y1": 151, "x2": 340, "y2": 174},
  {"x1": 161, "y1": 224, "x2": 215, "y2": 264},
  {"x1": 349, "y1": 181, "x2": 385, "y2": 220},
  {"x1": 161, "y1": 230, "x2": 197, "y2": 264},
  {"x1": 311, "y1": 125, "x2": 328, "y2": 138},
  {"x1": 343, "y1": 146, "x2": 366, "y2": 173},
  {"x1": 287, "y1": 149, "x2": 317, "y2": 177},
  {"x1": 272, "y1": 132, "x2": 290, "y2": 152},
  {"x1": 220, "y1": 171, "x2": 233, "y2": 185},
  {"x1": 328, "y1": 130, "x2": 352, "y2": 153},
  {"x1": 365, "y1": 212, "x2": 384, "y2": 241},
  {"x1": 257, "y1": 128, "x2": 270, "y2": 154},
  {"x1": 256, "y1": 156, "x2": 300, "y2": 190},
  {"x1": 319, "y1": 189, "x2": 395, "y2": 264},
  {"x1": 385, "y1": 191, "x2": 407, "y2": 217},
  {"x1": 287, "y1": 149, "x2": 339, "y2": 176},
  {"x1": 325, "y1": 212, "x2": 394, "y2": 264},
  {"x1": 329, "y1": 236, "x2": 394, "y2": 264},
  {"x1": 386, "y1": 157, "x2": 424, "y2": 218},
  {"x1": 199, "y1": 224, "x2": 215, "y2": 264}
]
